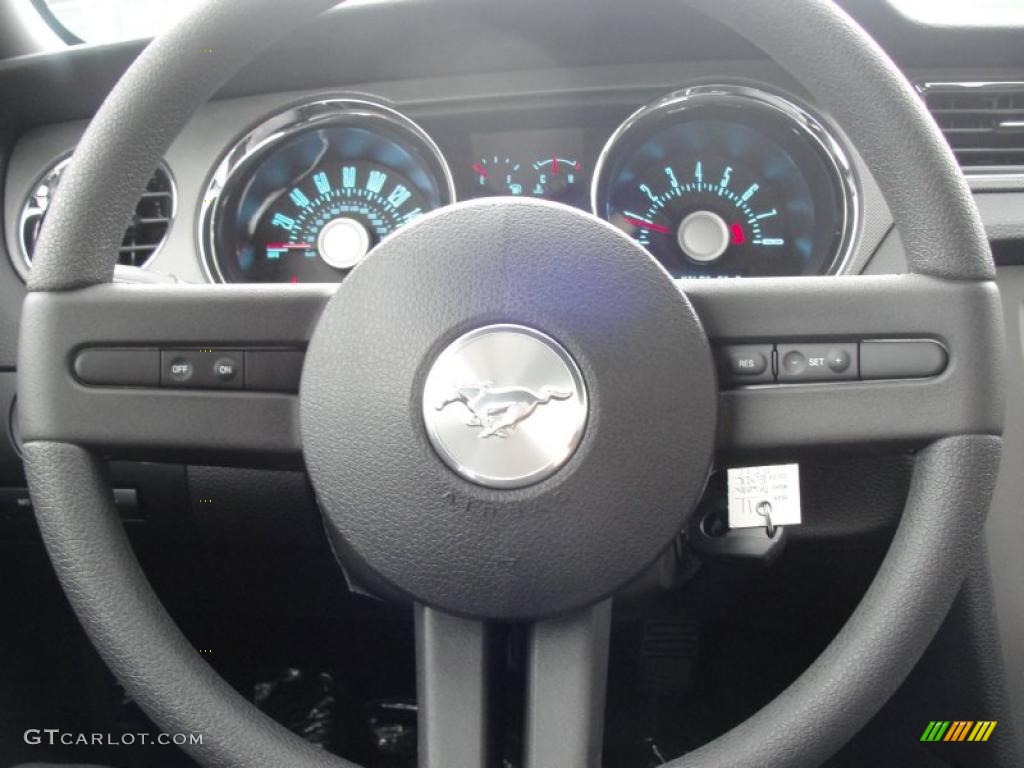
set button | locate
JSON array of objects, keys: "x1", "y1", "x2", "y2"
[{"x1": 778, "y1": 343, "x2": 858, "y2": 383}]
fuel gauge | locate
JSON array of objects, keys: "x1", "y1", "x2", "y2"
[{"x1": 472, "y1": 156, "x2": 526, "y2": 196}]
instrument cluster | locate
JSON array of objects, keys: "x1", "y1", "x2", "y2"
[{"x1": 200, "y1": 87, "x2": 860, "y2": 283}]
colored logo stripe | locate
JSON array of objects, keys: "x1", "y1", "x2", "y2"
[
  {"x1": 921, "y1": 720, "x2": 996, "y2": 742},
  {"x1": 969, "y1": 721, "x2": 998, "y2": 742},
  {"x1": 944, "y1": 721, "x2": 973, "y2": 741}
]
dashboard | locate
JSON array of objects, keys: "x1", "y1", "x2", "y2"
[{"x1": 6, "y1": 70, "x2": 873, "y2": 286}]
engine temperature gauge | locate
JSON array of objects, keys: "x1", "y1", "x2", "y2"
[{"x1": 530, "y1": 157, "x2": 581, "y2": 201}]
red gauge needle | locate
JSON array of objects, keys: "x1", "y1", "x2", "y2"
[
  {"x1": 471, "y1": 163, "x2": 490, "y2": 178},
  {"x1": 552, "y1": 157, "x2": 560, "y2": 175},
  {"x1": 623, "y1": 215, "x2": 671, "y2": 234},
  {"x1": 266, "y1": 242, "x2": 314, "y2": 250}
]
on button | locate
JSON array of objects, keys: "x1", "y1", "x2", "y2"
[{"x1": 214, "y1": 357, "x2": 239, "y2": 382}]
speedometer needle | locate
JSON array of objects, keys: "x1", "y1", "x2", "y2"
[
  {"x1": 266, "y1": 242, "x2": 314, "y2": 250},
  {"x1": 623, "y1": 214, "x2": 671, "y2": 234}
]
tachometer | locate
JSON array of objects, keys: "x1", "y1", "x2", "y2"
[
  {"x1": 593, "y1": 85, "x2": 858, "y2": 278},
  {"x1": 202, "y1": 99, "x2": 454, "y2": 283}
]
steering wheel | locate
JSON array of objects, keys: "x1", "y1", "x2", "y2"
[{"x1": 18, "y1": 0, "x2": 1004, "y2": 766}]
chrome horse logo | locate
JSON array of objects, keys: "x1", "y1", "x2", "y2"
[{"x1": 437, "y1": 384, "x2": 573, "y2": 439}]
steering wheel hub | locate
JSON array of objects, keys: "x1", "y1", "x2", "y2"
[
  {"x1": 300, "y1": 198, "x2": 718, "y2": 618},
  {"x1": 422, "y1": 323, "x2": 589, "y2": 489}
]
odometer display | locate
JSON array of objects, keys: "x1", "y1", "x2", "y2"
[
  {"x1": 205, "y1": 100, "x2": 453, "y2": 283},
  {"x1": 595, "y1": 86, "x2": 857, "y2": 278}
]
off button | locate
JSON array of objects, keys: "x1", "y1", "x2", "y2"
[{"x1": 168, "y1": 357, "x2": 194, "y2": 383}]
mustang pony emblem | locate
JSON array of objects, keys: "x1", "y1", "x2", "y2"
[{"x1": 436, "y1": 384, "x2": 573, "y2": 439}]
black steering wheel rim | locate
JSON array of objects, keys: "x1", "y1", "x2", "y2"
[{"x1": 18, "y1": 1, "x2": 1004, "y2": 766}]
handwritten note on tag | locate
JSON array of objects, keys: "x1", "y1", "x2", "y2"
[{"x1": 727, "y1": 464, "x2": 802, "y2": 530}]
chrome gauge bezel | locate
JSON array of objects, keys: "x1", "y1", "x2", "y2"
[
  {"x1": 198, "y1": 96, "x2": 457, "y2": 283},
  {"x1": 591, "y1": 83, "x2": 861, "y2": 277}
]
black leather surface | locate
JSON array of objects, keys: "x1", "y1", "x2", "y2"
[
  {"x1": 302, "y1": 199, "x2": 717, "y2": 619},
  {"x1": 22, "y1": 441, "x2": 355, "y2": 768},
  {"x1": 666, "y1": 435, "x2": 1003, "y2": 768}
]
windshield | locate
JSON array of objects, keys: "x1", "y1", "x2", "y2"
[
  {"x1": 38, "y1": 0, "x2": 206, "y2": 43},
  {"x1": 888, "y1": 0, "x2": 1024, "y2": 26},
  {"x1": 28, "y1": 0, "x2": 1024, "y2": 46}
]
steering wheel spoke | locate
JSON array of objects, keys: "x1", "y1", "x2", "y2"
[
  {"x1": 414, "y1": 605, "x2": 490, "y2": 768},
  {"x1": 18, "y1": 282, "x2": 331, "y2": 465},
  {"x1": 686, "y1": 274, "x2": 1004, "y2": 450},
  {"x1": 524, "y1": 600, "x2": 612, "y2": 768}
]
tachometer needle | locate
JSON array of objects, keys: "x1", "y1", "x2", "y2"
[{"x1": 623, "y1": 214, "x2": 671, "y2": 234}]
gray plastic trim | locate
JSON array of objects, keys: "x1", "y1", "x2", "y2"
[
  {"x1": 685, "y1": 274, "x2": 1005, "y2": 448},
  {"x1": 17, "y1": 283, "x2": 332, "y2": 461},
  {"x1": 524, "y1": 600, "x2": 611, "y2": 768},
  {"x1": 15, "y1": 275, "x2": 1004, "y2": 458},
  {"x1": 414, "y1": 605, "x2": 489, "y2": 768}
]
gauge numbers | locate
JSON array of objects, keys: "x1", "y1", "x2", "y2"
[
  {"x1": 261, "y1": 162, "x2": 427, "y2": 278},
  {"x1": 595, "y1": 86, "x2": 856, "y2": 278}
]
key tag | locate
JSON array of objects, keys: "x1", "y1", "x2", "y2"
[{"x1": 727, "y1": 464, "x2": 802, "y2": 537}]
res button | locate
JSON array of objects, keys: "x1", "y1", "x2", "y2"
[{"x1": 720, "y1": 345, "x2": 774, "y2": 384}]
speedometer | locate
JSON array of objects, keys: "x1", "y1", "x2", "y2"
[
  {"x1": 201, "y1": 99, "x2": 454, "y2": 283},
  {"x1": 593, "y1": 85, "x2": 858, "y2": 278}
]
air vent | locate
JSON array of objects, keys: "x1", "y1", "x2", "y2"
[
  {"x1": 921, "y1": 82, "x2": 1024, "y2": 170},
  {"x1": 19, "y1": 158, "x2": 176, "y2": 269}
]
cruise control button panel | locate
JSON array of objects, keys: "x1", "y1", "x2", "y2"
[
  {"x1": 777, "y1": 343, "x2": 858, "y2": 383},
  {"x1": 718, "y1": 339, "x2": 947, "y2": 388},
  {"x1": 73, "y1": 347, "x2": 304, "y2": 393},
  {"x1": 161, "y1": 349, "x2": 243, "y2": 389}
]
